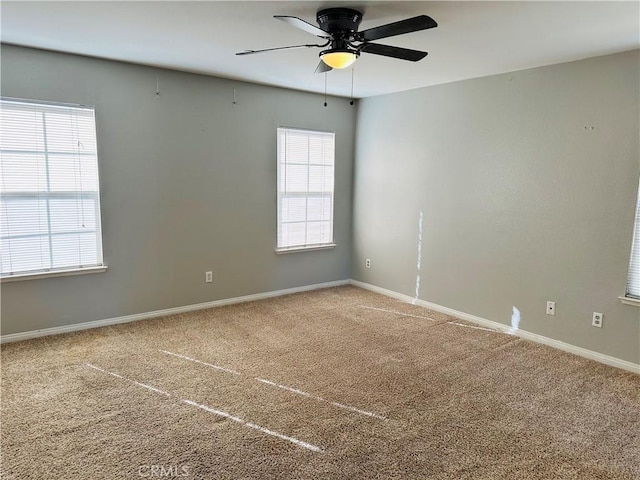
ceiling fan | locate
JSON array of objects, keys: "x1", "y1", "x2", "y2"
[{"x1": 236, "y1": 8, "x2": 438, "y2": 73}]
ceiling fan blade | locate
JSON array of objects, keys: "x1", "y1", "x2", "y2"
[
  {"x1": 359, "y1": 43, "x2": 428, "y2": 62},
  {"x1": 236, "y1": 43, "x2": 327, "y2": 56},
  {"x1": 358, "y1": 15, "x2": 437, "y2": 42},
  {"x1": 314, "y1": 61, "x2": 332, "y2": 74},
  {"x1": 275, "y1": 15, "x2": 329, "y2": 37}
]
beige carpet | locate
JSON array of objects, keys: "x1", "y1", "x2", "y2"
[{"x1": 1, "y1": 286, "x2": 638, "y2": 479}]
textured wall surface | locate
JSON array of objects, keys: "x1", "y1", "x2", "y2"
[
  {"x1": 352, "y1": 50, "x2": 640, "y2": 363},
  {"x1": 3, "y1": 45, "x2": 639, "y2": 365},
  {"x1": 1, "y1": 45, "x2": 356, "y2": 335}
]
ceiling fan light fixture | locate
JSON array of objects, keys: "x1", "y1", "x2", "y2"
[{"x1": 320, "y1": 49, "x2": 358, "y2": 69}]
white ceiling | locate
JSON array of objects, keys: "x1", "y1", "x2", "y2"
[{"x1": 1, "y1": 1, "x2": 639, "y2": 98}]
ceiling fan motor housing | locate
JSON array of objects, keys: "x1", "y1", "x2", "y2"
[{"x1": 316, "y1": 8, "x2": 363, "y2": 36}]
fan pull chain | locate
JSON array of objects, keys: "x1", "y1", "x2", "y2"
[
  {"x1": 350, "y1": 65, "x2": 355, "y2": 106},
  {"x1": 156, "y1": 78, "x2": 160, "y2": 96},
  {"x1": 324, "y1": 73, "x2": 328, "y2": 107}
]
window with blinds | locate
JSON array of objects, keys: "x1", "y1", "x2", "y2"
[
  {"x1": 626, "y1": 179, "x2": 640, "y2": 299},
  {"x1": 0, "y1": 98, "x2": 104, "y2": 279},
  {"x1": 277, "y1": 127, "x2": 335, "y2": 251}
]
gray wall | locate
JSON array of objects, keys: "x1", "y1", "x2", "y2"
[
  {"x1": 0, "y1": 45, "x2": 355, "y2": 335},
  {"x1": 352, "y1": 50, "x2": 640, "y2": 364},
  {"x1": 2, "y1": 44, "x2": 639, "y2": 365}
]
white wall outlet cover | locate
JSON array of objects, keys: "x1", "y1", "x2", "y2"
[
  {"x1": 546, "y1": 301, "x2": 556, "y2": 316},
  {"x1": 592, "y1": 312, "x2": 603, "y2": 328}
]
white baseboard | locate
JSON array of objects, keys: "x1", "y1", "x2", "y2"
[
  {"x1": 0, "y1": 279, "x2": 350, "y2": 344},
  {"x1": 350, "y1": 280, "x2": 640, "y2": 374},
  {"x1": 3, "y1": 278, "x2": 638, "y2": 374}
]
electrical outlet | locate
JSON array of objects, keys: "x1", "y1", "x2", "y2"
[
  {"x1": 592, "y1": 312, "x2": 603, "y2": 328},
  {"x1": 546, "y1": 301, "x2": 556, "y2": 316},
  {"x1": 365, "y1": 258, "x2": 371, "y2": 269},
  {"x1": 205, "y1": 271, "x2": 213, "y2": 283}
]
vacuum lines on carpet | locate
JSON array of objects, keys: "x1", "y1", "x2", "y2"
[
  {"x1": 84, "y1": 363, "x2": 324, "y2": 452},
  {"x1": 84, "y1": 345, "x2": 387, "y2": 453},
  {"x1": 358, "y1": 305, "x2": 497, "y2": 332},
  {"x1": 159, "y1": 349, "x2": 388, "y2": 421}
]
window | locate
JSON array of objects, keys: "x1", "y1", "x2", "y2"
[
  {"x1": 626, "y1": 178, "x2": 640, "y2": 299},
  {"x1": 0, "y1": 98, "x2": 104, "y2": 279},
  {"x1": 277, "y1": 127, "x2": 335, "y2": 252}
]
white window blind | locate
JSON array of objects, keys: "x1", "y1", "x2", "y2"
[
  {"x1": 0, "y1": 98, "x2": 104, "y2": 278},
  {"x1": 277, "y1": 127, "x2": 335, "y2": 251},
  {"x1": 626, "y1": 179, "x2": 640, "y2": 299}
]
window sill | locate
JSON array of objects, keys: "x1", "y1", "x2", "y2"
[
  {"x1": 276, "y1": 244, "x2": 337, "y2": 254},
  {"x1": 619, "y1": 296, "x2": 640, "y2": 307},
  {"x1": 1, "y1": 266, "x2": 108, "y2": 283}
]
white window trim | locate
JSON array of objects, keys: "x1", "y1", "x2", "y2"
[
  {"x1": 275, "y1": 243, "x2": 337, "y2": 254},
  {"x1": 1, "y1": 265, "x2": 107, "y2": 283},
  {"x1": 276, "y1": 127, "x2": 335, "y2": 252},
  {"x1": 0, "y1": 97, "x2": 106, "y2": 279},
  {"x1": 623, "y1": 177, "x2": 640, "y2": 306},
  {"x1": 618, "y1": 296, "x2": 640, "y2": 307}
]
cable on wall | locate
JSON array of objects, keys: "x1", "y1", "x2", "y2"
[
  {"x1": 350, "y1": 66, "x2": 355, "y2": 106},
  {"x1": 324, "y1": 73, "x2": 328, "y2": 107}
]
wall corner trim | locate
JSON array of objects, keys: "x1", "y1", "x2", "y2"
[
  {"x1": 350, "y1": 279, "x2": 640, "y2": 374},
  {"x1": 0, "y1": 279, "x2": 350, "y2": 344}
]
